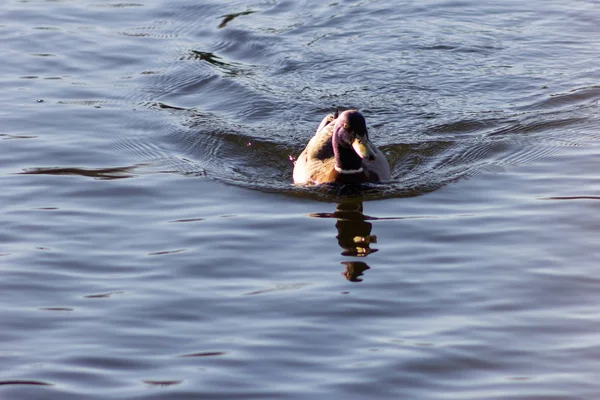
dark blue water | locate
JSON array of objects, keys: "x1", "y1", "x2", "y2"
[{"x1": 3, "y1": 0, "x2": 600, "y2": 399}]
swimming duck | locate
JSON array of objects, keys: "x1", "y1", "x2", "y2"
[{"x1": 293, "y1": 110, "x2": 391, "y2": 185}]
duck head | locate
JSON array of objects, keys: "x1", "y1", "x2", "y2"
[{"x1": 332, "y1": 110, "x2": 378, "y2": 172}]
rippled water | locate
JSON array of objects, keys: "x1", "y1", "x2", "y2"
[{"x1": 3, "y1": 0, "x2": 600, "y2": 399}]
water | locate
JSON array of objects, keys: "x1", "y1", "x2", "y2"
[{"x1": 2, "y1": 0, "x2": 600, "y2": 398}]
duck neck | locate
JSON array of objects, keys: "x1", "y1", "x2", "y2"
[{"x1": 334, "y1": 143, "x2": 363, "y2": 174}]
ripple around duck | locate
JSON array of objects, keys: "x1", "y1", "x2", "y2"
[
  {"x1": 110, "y1": 82, "x2": 600, "y2": 202},
  {"x1": 109, "y1": 105, "x2": 585, "y2": 201}
]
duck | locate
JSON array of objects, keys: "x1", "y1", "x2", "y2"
[{"x1": 293, "y1": 110, "x2": 391, "y2": 185}]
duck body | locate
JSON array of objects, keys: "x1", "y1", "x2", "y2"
[{"x1": 293, "y1": 110, "x2": 391, "y2": 185}]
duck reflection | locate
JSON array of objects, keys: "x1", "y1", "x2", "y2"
[{"x1": 308, "y1": 199, "x2": 378, "y2": 282}]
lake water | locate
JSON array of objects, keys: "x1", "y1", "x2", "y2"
[{"x1": 2, "y1": 0, "x2": 600, "y2": 399}]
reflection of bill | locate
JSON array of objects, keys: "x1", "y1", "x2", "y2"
[
  {"x1": 335, "y1": 206, "x2": 378, "y2": 257},
  {"x1": 308, "y1": 200, "x2": 378, "y2": 282}
]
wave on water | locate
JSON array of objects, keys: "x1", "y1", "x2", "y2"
[{"x1": 107, "y1": 1, "x2": 600, "y2": 201}]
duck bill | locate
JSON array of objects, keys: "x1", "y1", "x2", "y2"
[{"x1": 352, "y1": 137, "x2": 377, "y2": 161}]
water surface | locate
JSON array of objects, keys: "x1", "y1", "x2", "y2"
[{"x1": 2, "y1": 0, "x2": 600, "y2": 399}]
